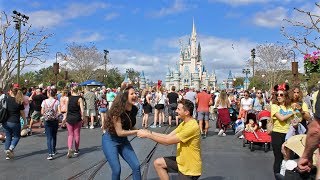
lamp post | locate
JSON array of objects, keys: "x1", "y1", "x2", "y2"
[
  {"x1": 54, "y1": 52, "x2": 67, "y2": 87},
  {"x1": 282, "y1": 50, "x2": 298, "y2": 84},
  {"x1": 12, "y1": 10, "x2": 29, "y2": 84},
  {"x1": 103, "y1": 49, "x2": 109, "y2": 83},
  {"x1": 242, "y1": 68, "x2": 250, "y2": 90}
]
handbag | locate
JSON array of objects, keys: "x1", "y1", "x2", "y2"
[{"x1": 284, "y1": 168, "x2": 316, "y2": 180}]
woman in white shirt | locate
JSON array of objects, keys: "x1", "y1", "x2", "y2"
[
  {"x1": 239, "y1": 90, "x2": 253, "y2": 119},
  {"x1": 151, "y1": 87, "x2": 166, "y2": 128}
]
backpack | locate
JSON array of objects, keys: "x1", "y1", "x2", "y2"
[
  {"x1": 0, "y1": 95, "x2": 8, "y2": 123},
  {"x1": 43, "y1": 99, "x2": 57, "y2": 121}
]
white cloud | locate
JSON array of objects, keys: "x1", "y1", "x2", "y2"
[
  {"x1": 253, "y1": 7, "x2": 288, "y2": 28},
  {"x1": 66, "y1": 31, "x2": 105, "y2": 43},
  {"x1": 149, "y1": 0, "x2": 193, "y2": 18},
  {"x1": 105, "y1": 12, "x2": 119, "y2": 21},
  {"x1": 210, "y1": 0, "x2": 269, "y2": 6},
  {"x1": 27, "y1": 2, "x2": 109, "y2": 29}
]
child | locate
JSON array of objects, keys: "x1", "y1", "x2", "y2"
[{"x1": 245, "y1": 119, "x2": 258, "y2": 133}]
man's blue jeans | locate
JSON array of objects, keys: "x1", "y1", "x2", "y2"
[
  {"x1": 44, "y1": 120, "x2": 59, "y2": 154},
  {"x1": 3, "y1": 121, "x2": 21, "y2": 150},
  {"x1": 102, "y1": 132, "x2": 141, "y2": 180}
]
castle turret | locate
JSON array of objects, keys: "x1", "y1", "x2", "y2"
[
  {"x1": 139, "y1": 71, "x2": 146, "y2": 90},
  {"x1": 165, "y1": 68, "x2": 171, "y2": 90},
  {"x1": 173, "y1": 66, "x2": 180, "y2": 90},
  {"x1": 205, "y1": 74, "x2": 210, "y2": 88},
  {"x1": 227, "y1": 70, "x2": 234, "y2": 89}
]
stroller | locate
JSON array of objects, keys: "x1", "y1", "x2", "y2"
[
  {"x1": 228, "y1": 105, "x2": 238, "y2": 132},
  {"x1": 242, "y1": 110, "x2": 271, "y2": 152}
]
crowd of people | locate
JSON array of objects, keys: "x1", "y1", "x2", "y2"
[{"x1": 0, "y1": 81, "x2": 320, "y2": 179}]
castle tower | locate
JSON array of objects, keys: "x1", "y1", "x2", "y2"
[
  {"x1": 205, "y1": 74, "x2": 210, "y2": 88},
  {"x1": 173, "y1": 66, "x2": 180, "y2": 90},
  {"x1": 227, "y1": 70, "x2": 234, "y2": 89},
  {"x1": 192, "y1": 67, "x2": 200, "y2": 91},
  {"x1": 165, "y1": 68, "x2": 171, "y2": 90},
  {"x1": 139, "y1": 71, "x2": 146, "y2": 90}
]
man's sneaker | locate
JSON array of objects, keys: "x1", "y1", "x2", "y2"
[
  {"x1": 74, "y1": 150, "x2": 79, "y2": 156},
  {"x1": 47, "y1": 155, "x2": 53, "y2": 160},
  {"x1": 218, "y1": 129, "x2": 224, "y2": 136},
  {"x1": 202, "y1": 134, "x2": 207, "y2": 139},
  {"x1": 222, "y1": 133, "x2": 226, "y2": 137},
  {"x1": 150, "y1": 125, "x2": 157, "y2": 128},
  {"x1": 239, "y1": 135, "x2": 244, "y2": 139},
  {"x1": 67, "y1": 149, "x2": 73, "y2": 158},
  {"x1": 6, "y1": 150, "x2": 14, "y2": 159},
  {"x1": 90, "y1": 126, "x2": 94, "y2": 129}
]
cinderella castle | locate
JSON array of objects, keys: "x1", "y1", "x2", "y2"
[{"x1": 165, "y1": 20, "x2": 217, "y2": 91}]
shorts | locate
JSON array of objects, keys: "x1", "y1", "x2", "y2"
[
  {"x1": 197, "y1": 111, "x2": 209, "y2": 121},
  {"x1": 164, "y1": 156, "x2": 200, "y2": 180},
  {"x1": 31, "y1": 111, "x2": 42, "y2": 121},
  {"x1": 155, "y1": 104, "x2": 165, "y2": 110},
  {"x1": 168, "y1": 107, "x2": 177, "y2": 117},
  {"x1": 99, "y1": 107, "x2": 107, "y2": 113},
  {"x1": 85, "y1": 109, "x2": 96, "y2": 117}
]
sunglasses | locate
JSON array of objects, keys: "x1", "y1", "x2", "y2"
[
  {"x1": 277, "y1": 93, "x2": 284, "y2": 97},
  {"x1": 257, "y1": 92, "x2": 262, "y2": 94},
  {"x1": 244, "y1": 94, "x2": 249, "y2": 97}
]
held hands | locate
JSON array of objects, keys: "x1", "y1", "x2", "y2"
[
  {"x1": 137, "y1": 129, "x2": 151, "y2": 138},
  {"x1": 297, "y1": 156, "x2": 313, "y2": 173}
]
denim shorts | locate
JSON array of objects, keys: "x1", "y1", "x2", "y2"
[
  {"x1": 99, "y1": 107, "x2": 107, "y2": 113},
  {"x1": 197, "y1": 111, "x2": 209, "y2": 121}
]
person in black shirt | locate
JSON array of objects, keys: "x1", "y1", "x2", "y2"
[
  {"x1": 28, "y1": 88, "x2": 46, "y2": 133},
  {"x1": 167, "y1": 86, "x2": 179, "y2": 126},
  {"x1": 2, "y1": 84, "x2": 26, "y2": 160},
  {"x1": 102, "y1": 83, "x2": 141, "y2": 180}
]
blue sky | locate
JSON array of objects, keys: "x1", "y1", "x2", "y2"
[{"x1": 0, "y1": 0, "x2": 317, "y2": 82}]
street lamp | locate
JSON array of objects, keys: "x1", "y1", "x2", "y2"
[
  {"x1": 12, "y1": 10, "x2": 29, "y2": 83},
  {"x1": 103, "y1": 49, "x2": 109, "y2": 83},
  {"x1": 54, "y1": 52, "x2": 67, "y2": 86},
  {"x1": 282, "y1": 49, "x2": 298, "y2": 84}
]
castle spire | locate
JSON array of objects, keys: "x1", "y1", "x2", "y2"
[{"x1": 192, "y1": 18, "x2": 197, "y2": 38}]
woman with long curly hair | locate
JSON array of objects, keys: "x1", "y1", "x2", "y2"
[
  {"x1": 270, "y1": 84, "x2": 296, "y2": 178},
  {"x1": 102, "y1": 83, "x2": 141, "y2": 180},
  {"x1": 214, "y1": 90, "x2": 231, "y2": 136}
]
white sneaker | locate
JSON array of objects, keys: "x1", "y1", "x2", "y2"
[
  {"x1": 222, "y1": 133, "x2": 226, "y2": 137},
  {"x1": 238, "y1": 135, "x2": 244, "y2": 139},
  {"x1": 218, "y1": 129, "x2": 224, "y2": 136},
  {"x1": 90, "y1": 126, "x2": 94, "y2": 129}
]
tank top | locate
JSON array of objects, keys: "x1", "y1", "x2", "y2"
[{"x1": 66, "y1": 96, "x2": 81, "y2": 124}]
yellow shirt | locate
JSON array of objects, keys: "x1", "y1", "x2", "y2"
[
  {"x1": 312, "y1": 91, "x2": 319, "y2": 113},
  {"x1": 174, "y1": 119, "x2": 202, "y2": 176},
  {"x1": 271, "y1": 104, "x2": 293, "y2": 133}
]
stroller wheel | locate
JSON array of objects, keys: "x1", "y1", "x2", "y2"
[
  {"x1": 264, "y1": 143, "x2": 268, "y2": 152},
  {"x1": 250, "y1": 142, "x2": 254, "y2": 151}
]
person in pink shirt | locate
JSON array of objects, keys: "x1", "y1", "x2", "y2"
[{"x1": 196, "y1": 87, "x2": 213, "y2": 139}]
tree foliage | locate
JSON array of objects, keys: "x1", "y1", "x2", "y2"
[
  {"x1": 65, "y1": 43, "x2": 106, "y2": 82},
  {"x1": 0, "y1": 11, "x2": 52, "y2": 88},
  {"x1": 281, "y1": 3, "x2": 320, "y2": 54},
  {"x1": 253, "y1": 44, "x2": 291, "y2": 90}
]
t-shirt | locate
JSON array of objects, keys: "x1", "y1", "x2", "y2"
[
  {"x1": 197, "y1": 92, "x2": 211, "y2": 112},
  {"x1": 174, "y1": 119, "x2": 202, "y2": 176},
  {"x1": 167, "y1": 92, "x2": 179, "y2": 104},
  {"x1": 32, "y1": 94, "x2": 46, "y2": 111},
  {"x1": 184, "y1": 91, "x2": 197, "y2": 104},
  {"x1": 107, "y1": 92, "x2": 116, "y2": 102},
  {"x1": 84, "y1": 91, "x2": 96, "y2": 110},
  {"x1": 271, "y1": 104, "x2": 293, "y2": 133},
  {"x1": 6, "y1": 96, "x2": 24, "y2": 124},
  {"x1": 241, "y1": 97, "x2": 253, "y2": 111},
  {"x1": 120, "y1": 105, "x2": 138, "y2": 131}
]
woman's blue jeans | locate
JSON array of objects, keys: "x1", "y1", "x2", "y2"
[
  {"x1": 44, "y1": 120, "x2": 59, "y2": 154},
  {"x1": 102, "y1": 132, "x2": 141, "y2": 180},
  {"x1": 3, "y1": 121, "x2": 21, "y2": 150}
]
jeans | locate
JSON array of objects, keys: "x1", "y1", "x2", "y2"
[
  {"x1": 102, "y1": 132, "x2": 141, "y2": 180},
  {"x1": 3, "y1": 121, "x2": 21, "y2": 150},
  {"x1": 44, "y1": 120, "x2": 59, "y2": 154}
]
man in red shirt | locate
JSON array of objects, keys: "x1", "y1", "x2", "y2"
[{"x1": 196, "y1": 87, "x2": 212, "y2": 139}]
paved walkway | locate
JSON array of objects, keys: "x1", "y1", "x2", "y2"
[{"x1": 0, "y1": 118, "x2": 274, "y2": 180}]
